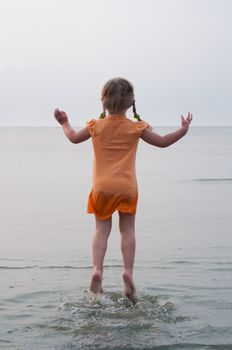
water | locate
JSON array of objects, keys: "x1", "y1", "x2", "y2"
[{"x1": 0, "y1": 126, "x2": 232, "y2": 349}]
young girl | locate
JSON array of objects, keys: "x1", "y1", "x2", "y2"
[{"x1": 54, "y1": 77, "x2": 192, "y2": 298}]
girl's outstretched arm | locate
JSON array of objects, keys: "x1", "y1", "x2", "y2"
[
  {"x1": 141, "y1": 112, "x2": 193, "y2": 148},
  {"x1": 54, "y1": 108, "x2": 91, "y2": 144}
]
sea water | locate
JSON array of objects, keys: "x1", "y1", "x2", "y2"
[{"x1": 0, "y1": 126, "x2": 232, "y2": 349}]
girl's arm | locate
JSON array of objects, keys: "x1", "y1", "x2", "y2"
[
  {"x1": 54, "y1": 108, "x2": 91, "y2": 144},
  {"x1": 141, "y1": 112, "x2": 193, "y2": 148}
]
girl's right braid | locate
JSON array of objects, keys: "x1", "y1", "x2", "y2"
[{"x1": 99, "y1": 108, "x2": 106, "y2": 119}]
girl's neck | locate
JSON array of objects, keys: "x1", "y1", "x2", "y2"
[
  {"x1": 108, "y1": 113, "x2": 126, "y2": 116},
  {"x1": 107, "y1": 109, "x2": 127, "y2": 116},
  {"x1": 107, "y1": 110, "x2": 127, "y2": 118}
]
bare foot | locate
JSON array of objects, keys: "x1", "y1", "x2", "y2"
[
  {"x1": 122, "y1": 271, "x2": 136, "y2": 298},
  {"x1": 90, "y1": 271, "x2": 103, "y2": 294}
]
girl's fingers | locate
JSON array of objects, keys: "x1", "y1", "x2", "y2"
[
  {"x1": 188, "y1": 114, "x2": 193, "y2": 122},
  {"x1": 54, "y1": 108, "x2": 61, "y2": 117},
  {"x1": 186, "y1": 113, "x2": 193, "y2": 123},
  {"x1": 181, "y1": 112, "x2": 193, "y2": 127}
]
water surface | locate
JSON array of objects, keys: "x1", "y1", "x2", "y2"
[{"x1": 0, "y1": 126, "x2": 232, "y2": 349}]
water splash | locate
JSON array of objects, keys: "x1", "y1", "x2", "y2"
[{"x1": 34, "y1": 291, "x2": 187, "y2": 349}]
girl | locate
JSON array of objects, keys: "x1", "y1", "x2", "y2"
[{"x1": 54, "y1": 77, "x2": 192, "y2": 298}]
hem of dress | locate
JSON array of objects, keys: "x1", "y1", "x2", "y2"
[{"x1": 87, "y1": 208, "x2": 136, "y2": 220}]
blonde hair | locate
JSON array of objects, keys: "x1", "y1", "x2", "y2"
[{"x1": 100, "y1": 77, "x2": 141, "y2": 121}]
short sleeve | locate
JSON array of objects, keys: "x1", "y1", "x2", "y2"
[
  {"x1": 136, "y1": 120, "x2": 148, "y2": 135},
  {"x1": 86, "y1": 119, "x2": 96, "y2": 136}
]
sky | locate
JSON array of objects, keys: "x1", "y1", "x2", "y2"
[{"x1": 1, "y1": 0, "x2": 232, "y2": 126}]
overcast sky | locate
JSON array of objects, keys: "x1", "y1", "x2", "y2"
[{"x1": 1, "y1": 0, "x2": 232, "y2": 126}]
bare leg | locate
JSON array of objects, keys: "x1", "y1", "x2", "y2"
[
  {"x1": 90, "y1": 215, "x2": 112, "y2": 294},
  {"x1": 119, "y1": 212, "x2": 136, "y2": 298}
]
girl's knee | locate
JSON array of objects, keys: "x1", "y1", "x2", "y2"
[
  {"x1": 95, "y1": 216, "x2": 112, "y2": 235},
  {"x1": 119, "y1": 212, "x2": 135, "y2": 234}
]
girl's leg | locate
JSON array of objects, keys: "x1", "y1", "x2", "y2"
[
  {"x1": 90, "y1": 215, "x2": 112, "y2": 293},
  {"x1": 119, "y1": 212, "x2": 136, "y2": 298}
]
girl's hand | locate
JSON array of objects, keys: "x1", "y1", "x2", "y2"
[
  {"x1": 181, "y1": 112, "x2": 193, "y2": 132},
  {"x1": 54, "y1": 108, "x2": 68, "y2": 125}
]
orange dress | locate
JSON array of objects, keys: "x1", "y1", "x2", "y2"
[{"x1": 87, "y1": 115, "x2": 148, "y2": 220}]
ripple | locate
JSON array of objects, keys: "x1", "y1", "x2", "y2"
[
  {"x1": 62, "y1": 341, "x2": 232, "y2": 350},
  {"x1": 40, "y1": 265, "x2": 92, "y2": 270},
  {"x1": 0, "y1": 264, "x2": 123, "y2": 271},
  {"x1": 3, "y1": 290, "x2": 54, "y2": 304},
  {"x1": 0, "y1": 339, "x2": 11, "y2": 344},
  {"x1": 0, "y1": 265, "x2": 37, "y2": 270},
  {"x1": 168, "y1": 260, "x2": 199, "y2": 265},
  {"x1": 193, "y1": 177, "x2": 232, "y2": 183},
  {"x1": 206, "y1": 267, "x2": 232, "y2": 271}
]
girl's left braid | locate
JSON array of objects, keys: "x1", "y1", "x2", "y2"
[
  {"x1": 99, "y1": 86, "x2": 107, "y2": 119},
  {"x1": 132, "y1": 101, "x2": 141, "y2": 121}
]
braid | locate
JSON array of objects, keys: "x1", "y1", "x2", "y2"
[
  {"x1": 132, "y1": 101, "x2": 141, "y2": 121},
  {"x1": 99, "y1": 83, "x2": 109, "y2": 118},
  {"x1": 99, "y1": 107, "x2": 106, "y2": 119}
]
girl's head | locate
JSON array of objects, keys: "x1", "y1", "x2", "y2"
[{"x1": 100, "y1": 77, "x2": 141, "y2": 120}]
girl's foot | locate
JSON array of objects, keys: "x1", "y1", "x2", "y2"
[
  {"x1": 90, "y1": 270, "x2": 103, "y2": 294},
  {"x1": 122, "y1": 271, "x2": 136, "y2": 298}
]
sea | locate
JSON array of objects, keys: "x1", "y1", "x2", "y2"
[{"x1": 0, "y1": 126, "x2": 232, "y2": 350}]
